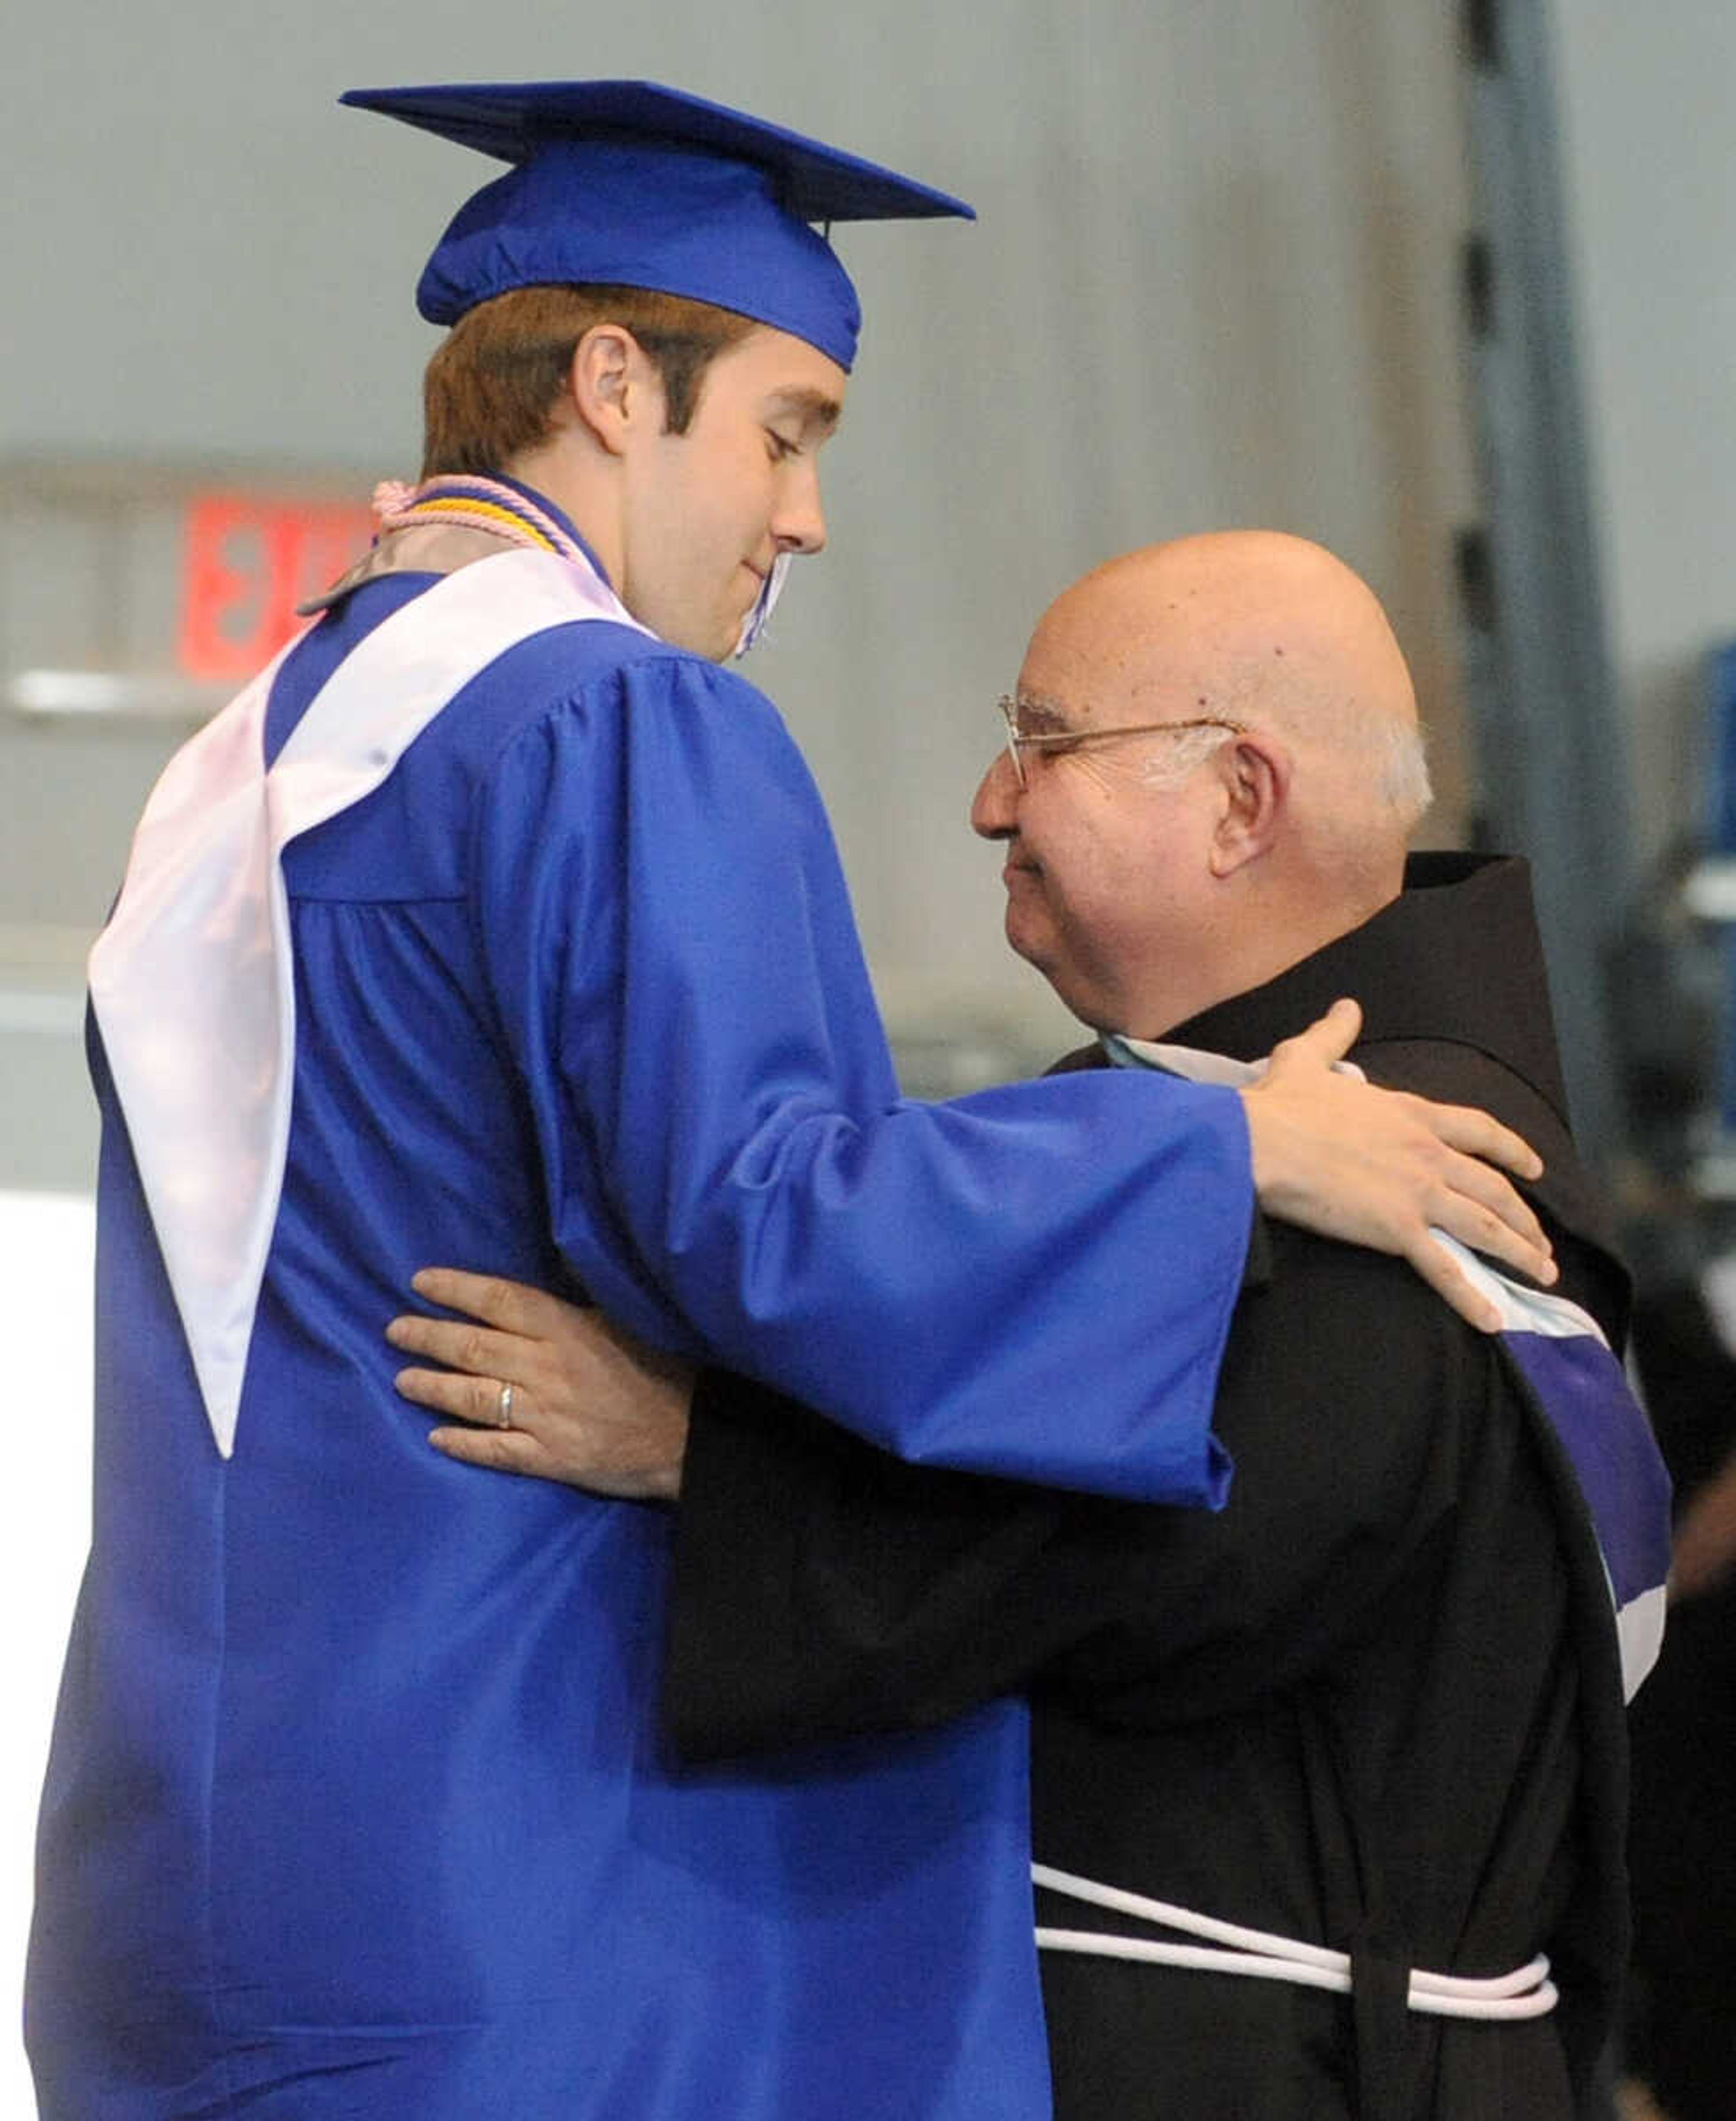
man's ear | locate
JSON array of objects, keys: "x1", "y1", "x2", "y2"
[
  {"x1": 1208, "y1": 732, "x2": 1288, "y2": 877},
  {"x1": 566, "y1": 324, "x2": 661, "y2": 457}
]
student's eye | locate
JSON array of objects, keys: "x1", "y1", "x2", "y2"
[{"x1": 765, "y1": 430, "x2": 801, "y2": 462}]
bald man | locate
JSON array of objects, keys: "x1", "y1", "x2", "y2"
[{"x1": 392, "y1": 536, "x2": 1669, "y2": 2118}]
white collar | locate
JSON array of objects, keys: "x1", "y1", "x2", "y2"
[{"x1": 1101, "y1": 1031, "x2": 1366, "y2": 1088}]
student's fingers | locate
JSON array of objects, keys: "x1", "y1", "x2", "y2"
[
  {"x1": 1399, "y1": 1237, "x2": 1505, "y2": 1335},
  {"x1": 1404, "y1": 1098, "x2": 1544, "y2": 1184},
  {"x1": 1422, "y1": 1191, "x2": 1554, "y2": 1291},
  {"x1": 1264, "y1": 996, "x2": 1363, "y2": 1073},
  {"x1": 1242, "y1": 1032, "x2": 1558, "y2": 1327},
  {"x1": 1411, "y1": 1133, "x2": 1552, "y2": 1273}
]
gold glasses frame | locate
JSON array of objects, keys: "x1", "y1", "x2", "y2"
[{"x1": 996, "y1": 696, "x2": 1247, "y2": 788}]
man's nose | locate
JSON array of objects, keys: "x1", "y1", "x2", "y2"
[
  {"x1": 971, "y1": 749, "x2": 1019, "y2": 839},
  {"x1": 772, "y1": 461, "x2": 827, "y2": 555}
]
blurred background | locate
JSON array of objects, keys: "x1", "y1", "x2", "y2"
[{"x1": 4, "y1": 1, "x2": 1734, "y2": 2113}]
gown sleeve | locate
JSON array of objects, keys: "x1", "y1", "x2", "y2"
[{"x1": 470, "y1": 647, "x2": 1254, "y2": 1504}]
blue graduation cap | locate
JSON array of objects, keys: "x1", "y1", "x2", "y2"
[{"x1": 341, "y1": 80, "x2": 975, "y2": 372}]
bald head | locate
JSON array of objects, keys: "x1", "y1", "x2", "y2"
[
  {"x1": 1036, "y1": 531, "x2": 1426, "y2": 841},
  {"x1": 975, "y1": 532, "x2": 1432, "y2": 1037}
]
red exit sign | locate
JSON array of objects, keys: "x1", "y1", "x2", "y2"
[{"x1": 178, "y1": 493, "x2": 374, "y2": 682}]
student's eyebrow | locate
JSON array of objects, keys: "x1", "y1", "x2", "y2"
[{"x1": 766, "y1": 388, "x2": 843, "y2": 435}]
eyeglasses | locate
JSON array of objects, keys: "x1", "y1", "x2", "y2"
[{"x1": 996, "y1": 695, "x2": 1247, "y2": 788}]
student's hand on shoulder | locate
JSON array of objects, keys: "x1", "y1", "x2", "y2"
[
  {"x1": 387, "y1": 1268, "x2": 694, "y2": 1499},
  {"x1": 1238, "y1": 998, "x2": 1553, "y2": 1333}
]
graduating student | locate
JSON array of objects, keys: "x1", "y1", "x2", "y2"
[
  {"x1": 402, "y1": 537, "x2": 1670, "y2": 2118},
  {"x1": 29, "y1": 84, "x2": 1550, "y2": 2121}
]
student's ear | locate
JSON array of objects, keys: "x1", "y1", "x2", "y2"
[
  {"x1": 566, "y1": 325, "x2": 663, "y2": 457},
  {"x1": 1208, "y1": 731, "x2": 1289, "y2": 877}
]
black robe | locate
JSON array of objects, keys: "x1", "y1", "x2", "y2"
[{"x1": 664, "y1": 854, "x2": 1646, "y2": 2119}]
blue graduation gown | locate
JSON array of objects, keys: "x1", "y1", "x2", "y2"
[{"x1": 28, "y1": 556, "x2": 1250, "y2": 2117}]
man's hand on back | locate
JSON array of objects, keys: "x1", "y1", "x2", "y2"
[{"x1": 388, "y1": 1268, "x2": 694, "y2": 1498}]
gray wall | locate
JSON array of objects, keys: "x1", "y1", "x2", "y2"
[
  {"x1": 1551, "y1": 0, "x2": 1736, "y2": 877},
  {"x1": 4, "y1": 0, "x2": 1728, "y2": 1172},
  {"x1": 0, "y1": 0, "x2": 1486, "y2": 1192}
]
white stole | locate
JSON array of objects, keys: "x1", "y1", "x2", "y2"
[{"x1": 89, "y1": 549, "x2": 649, "y2": 1458}]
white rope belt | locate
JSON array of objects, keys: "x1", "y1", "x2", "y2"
[{"x1": 1032, "y1": 1865, "x2": 1558, "y2": 2023}]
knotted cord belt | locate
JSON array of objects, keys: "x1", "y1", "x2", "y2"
[{"x1": 1032, "y1": 1864, "x2": 1558, "y2": 2022}]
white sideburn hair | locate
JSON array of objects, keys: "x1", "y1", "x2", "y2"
[
  {"x1": 1132, "y1": 724, "x2": 1241, "y2": 788},
  {"x1": 1126, "y1": 704, "x2": 1431, "y2": 836},
  {"x1": 1377, "y1": 718, "x2": 1433, "y2": 825}
]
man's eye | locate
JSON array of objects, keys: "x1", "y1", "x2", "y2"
[{"x1": 765, "y1": 431, "x2": 801, "y2": 462}]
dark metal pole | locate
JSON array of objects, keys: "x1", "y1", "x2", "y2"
[{"x1": 1456, "y1": 0, "x2": 1633, "y2": 1171}]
